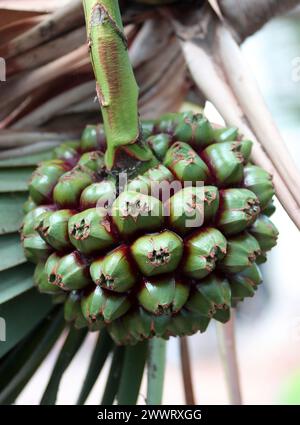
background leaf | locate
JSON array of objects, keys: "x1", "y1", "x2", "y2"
[
  {"x1": 0, "y1": 233, "x2": 26, "y2": 271},
  {"x1": 0, "y1": 307, "x2": 64, "y2": 404},
  {"x1": 0, "y1": 168, "x2": 34, "y2": 192},
  {"x1": 0, "y1": 263, "x2": 35, "y2": 304},
  {"x1": 40, "y1": 326, "x2": 87, "y2": 405},
  {"x1": 101, "y1": 346, "x2": 125, "y2": 405},
  {"x1": 0, "y1": 288, "x2": 54, "y2": 358},
  {"x1": 0, "y1": 193, "x2": 28, "y2": 235},
  {"x1": 0, "y1": 151, "x2": 53, "y2": 168},
  {"x1": 77, "y1": 329, "x2": 114, "y2": 405}
]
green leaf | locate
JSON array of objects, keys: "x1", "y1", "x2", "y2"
[
  {"x1": 0, "y1": 311, "x2": 49, "y2": 393},
  {"x1": 0, "y1": 193, "x2": 27, "y2": 235},
  {"x1": 41, "y1": 326, "x2": 87, "y2": 405},
  {"x1": 0, "y1": 288, "x2": 53, "y2": 358},
  {"x1": 147, "y1": 338, "x2": 166, "y2": 405},
  {"x1": 0, "y1": 307, "x2": 60, "y2": 390},
  {"x1": 0, "y1": 233, "x2": 26, "y2": 271},
  {"x1": 0, "y1": 151, "x2": 53, "y2": 168},
  {"x1": 0, "y1": 307, "x2": 64, "y2": 404},
  {"x1": 77, "y1": 329, "x2": 114, "y2": 405},
  {"x1": 117, "y1": 341, "x2": 148, "y2": 405},
  {"x1": 0, "y1": 263, "x2": 35, "y2": 304},
  {"x1": 0, "y1": 168, "x2": 34, "y2": 192},
  {"x1": 101, "y1": 346, "x2": 125, "y2": 405}
]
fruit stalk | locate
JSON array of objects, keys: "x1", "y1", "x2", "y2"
[
  {"x1": 147, "y1": 337, "x2": 166, "y2": 405},
  {"x1": 82, "y1": 0, "x2": 143, "y2": 168}
]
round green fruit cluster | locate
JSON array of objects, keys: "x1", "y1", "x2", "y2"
[{"x1": 21, "y1": 112, "x2": 278, "y2": 345}]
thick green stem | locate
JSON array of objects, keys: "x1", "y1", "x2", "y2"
[
  {"x1": 83, "y1": 0, "x2": 150, "y2": 168},
  {"x1": 117, "y1": 341, "x2": 148, "y2": 405},
  {"x1": 147, "y1": 337, "x2": 166, "y2": 405}
]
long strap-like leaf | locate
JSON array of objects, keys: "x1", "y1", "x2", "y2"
[
  {"x1": 0, "y1": 263, "x2": 35, "y2": 304},
  {"x1": 77, "y1": 329, "x2": 114, "y2": 405},
  {"x1": 0, "y1": 193, "x2": 28, "y2": 235},
  {"x1": 117, "y1": 341, "x2": 148, "y2": 405},
  {"x1": 0, "y1": 307, "x2": 64, "y2": 404},
  {"x1": 0, "y1": 150, "x2": 53, "y2": 168},
  {"x1": 101, "y1": 345, "x2": 125, "y2": 405},
  {"x1": 0, "y1": 288, "x2": 54, "y2": 359},
  {"x1": 40, "y1": 326, "x2": 88, "y2": 405},
  {"x1": 0, "y1": 167, "x2": 34, "y2": 192},
  {"x1": 0, "y1": 233, "x2": 26, "y2": 272},
  {"x1": 147, "y1": 337, "x2": 166, "y2": 405}
]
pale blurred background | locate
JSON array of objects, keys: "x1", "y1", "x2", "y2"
[{"x1": 16, "y1": 6, "x2": 300, "y2": 405}]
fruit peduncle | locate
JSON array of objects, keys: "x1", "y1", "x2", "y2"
[{"x1": 82, "y1": 0, "x2": 152, "y2": 169}]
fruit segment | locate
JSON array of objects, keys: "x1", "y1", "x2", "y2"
[
  {"x1": 137, "y1": 276, "x2": 189, "y2": 315},
  {"x1": 183, "y1": 227, "x2": 227, "y2": 279},
  {"x1": 217, "y1": 188, "x2": 260, "y2": 235},
  {"x1": 68, "y1": 208, "x2": 115, "y2": 254},
  {"x1": 167, "y1": 186, "x2": 219, "y2": 234},
  {"x1": 164, "y1": 142, "x2": 210, "y2": 183},
  {"x1": 112, "y1": 191, "x2": 164, "y2": 237},
  {"x1": 202, "y1": 140, "x2": 252, "y2": 187},
  {"x1": 90, "y1": 245, "x2": 136, "y2": 292},
  {"x1": 36, "y1": 209, "x2": 73, "y2": 251},
  {"x1": 131, "y1": 230, "x2": 183, "y2": 276}
]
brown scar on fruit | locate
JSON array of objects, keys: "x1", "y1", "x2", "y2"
[
  {"x1": 147, "y1": 247, "x2": 170, "y2": 266},
  {"x1": 36, "y1": 219, "x2": 50, "y2": 236},
  {"x1": 243, "y1": 199, "x2": 260, "y2": 220},
  {"x1": 184, "y1": 114, "x2": 200, "y2": 143},
  {"x1": 122, "y1": 199, "x2": 151, "y2": 220},
  {"x1": 207, "y1": 306, "x2": 216, "y2": 318},
  {"x1": 49, "y1": 273, "x2": 63, "y2": 288},
  {"x1": 157, "y1": 304, "x2": 172, "y2": 315},
  {"x1": 232, "y1": 142, "x2": 245, "y2": 163},
  {"x1": 172, "y1": 144, "x2": 196, "y2": 165},
  {"x1": 248, "y1": 250, "x2": 260, "y2": 262},
  {"x1": 204, "y1": 190, "x2": 216, "y2": 204},
  {"x1": 203, "y1": 250, "x2": 218, "y2": 270},
  {"x1": 72, "y1": 219, "x2": 90, "y2": 240},
  {"x1": 97, "y1": 273, "x2": 114, "y2": 289}
]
